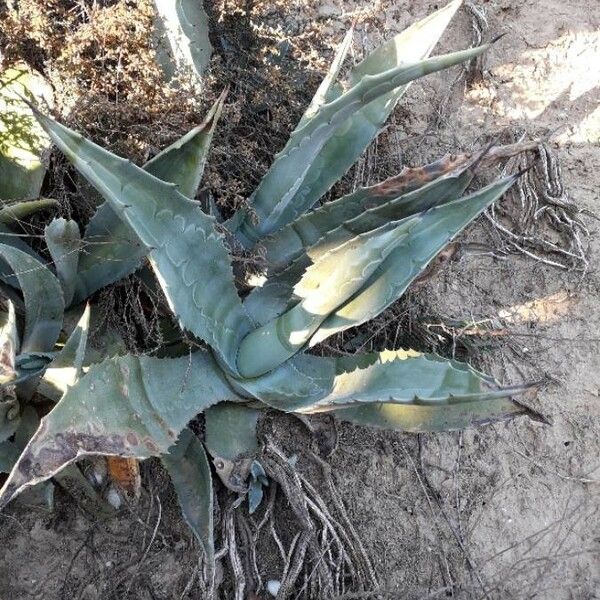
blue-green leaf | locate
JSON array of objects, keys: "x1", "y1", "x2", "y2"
[
  {"x1": 263, "y1": 149, "x2": 482, "y2": 272},
  {"x1": 204, "y1": 402, "x2": 260, "y2": 492},
  {"x1": 39, "y1": 304, "x2": 90, "y2": 401},
  {"x1": 29, "y1": 107, "x2": 251, "y2": 374},
  {"x1": 229, "y1": 353, "x2": 335, "y2": 411},
  {"x1": 314, "y1": 350, "x2": 533, "y2": 432},
  {"x1": 44, "y1": 218, "x2": 81, "y2": 306},
  {"x1": 0, "y1": 244, "x2": 64, "y2": 353},
  {"x1": 73, "y1": 93, "x2": 225, "y2": 304},
  {"x1": 310, "y1": 176, "x2": 518, "y2": 345},
  {"x1": 234, "y1": 0, "x2": 466, "y2": 243},
  {"x1": 0, "y1": 198, "x2": 58, "y2": 224},
  {"x1": 237, "y1": 219, "x2": 416, "y2": 377},
  {"x1": 0, "y1": 351, "x2": 239, "y2": 508},
  {"x1": 162, "y1": 428, "x2": 214, "y2": 574}
]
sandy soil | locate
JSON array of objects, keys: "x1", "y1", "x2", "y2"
[{"x1": 0, "y1": 1, "x2": 598, "y2": 598}]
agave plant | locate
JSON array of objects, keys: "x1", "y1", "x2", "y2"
[
  {"x1": 0, "y1": 0, "x2": 538, "y2": 583},
  {"x1": 0, "y1": 88, "x2": 225, "y2": 501}
]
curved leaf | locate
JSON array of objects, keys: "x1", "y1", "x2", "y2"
[
  {"x1": 44, "y1": 218, "x2": 81, "y2": 306},
  {"x1": 39, "y1": 304, "x2": 90, "y2": 401},
  {"x1": 74, "y1": 201, "x2": 145, "y2": 303},
  {"x1": 0, "y1": 222, "x2": 46, "y2": 290},
  {"x1": 73, "y1": 93, "x2": 225, "y2": 304},
  {"x1": 244, "y1": 154, "x2": 481, "y2": 325},
  {"x1": 204, "y1": 402, "x2": 260, "y2": 492},
  {"x1": 161, "y1": 428, "x2": 214, "y2": 573},
  {"x1": 0, "y1": 350, "x2": 239, "y2": 508},
  {"x1": 229, "y1": 353, "x2": 335, "y2": 411},
  {"x1": 0, "y1": 440, "x2": 19, "y2": 473},
  {"x1": 0, "y1": 198, "x2": 57, "y2": 224},
  {"x1": 310, "y1": 176, "x2": 518, "y2": 345},
  {"x1": 237, "y1": 219, "x2": 416, "y2": 377},
  {"x1": 244, "y1": 149, "x2": 488, "y2": 325},
  {"x1": 274, "y1": 0, "x2": 464, "y2": 229},
  {"x1": 317, "y1": 351, "x2": 533, "y2": 432},
  {"x1": 298, "y1": 27, "x2": 354, "y2": 128},
  {"x1": 0, "y1": 244, "x2": 64, "y2": 353},
  {"x1": 6, "y1": 352, "x2": 53, "y2": 387},
  {"x1": 30, "y1": 107, "x2": 251, "y2": 374},
  {"x1": 263, "y1": 149, "x2": 483, "y2": 272},
  {"x1": 0, "y1": 64, "x2": 53, "y2": 201},
  {"x1": 235, "y1": 0, "x2": 466, "y2": 243},
  {"x1": 144, "y1": 89, "x2": 225, "y2": 198}
]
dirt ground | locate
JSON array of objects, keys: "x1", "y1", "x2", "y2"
[{"x1": 0, "y1": 0, "x2": 599, "y2": 598}]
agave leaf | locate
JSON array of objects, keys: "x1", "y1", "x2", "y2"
[
  {"x1": 235, "y1": 1, "x2": 466, "y2": 243},
  {"x1": 0, "y1": 351, "x2": 238, "y2": 508},
  {"x1": 347, "y1": 1, "x2": 461, "y2": 84},
  {"x1": 0, "y1": 198, "x2": 58, "y2": 224},
  {"x1": 0, "y1": 405, "x2": 38, "y2": 471},
  {"x1": 45, "y1": 218, "x2": 81, "y2": 306},
  {"x1": 0, "y1": 302, "x2": 20, "y2": 442},
  {"x1": 313, "y1": 350, "x2": 532, "y2": 431},
  {"x1": 0, "y1": 440, "x2": 19, "y2": 473},
  {"x1": 7, "y1": 404, "x2": 100, "y2": 511},
  {"x1": 311, "y1": 176, "x2": 518, "y2": 345},
  {"x1": 248, "y1": 461, "x2": 268, "y2": 515},
  {"x1": 229, "y1": 353, "x2": 335, "y2": 411},
  {"x1": 3, "y1": 352, "x2": 54, "y2": 386},
  {"x1": 237, "y1": 219, "x2": 416, "y2": 377},
  {"x1": 243, "y1": 276, "x2": 298, "y2": 328},
  {"x1": 74, "y1": 201, "x2": 145, "y2": 304},
  {"x1": 278, "y1": 0, "x2": 464, "y2": 228},
  {"x1": 244, "y1": 144, "x2": 478, "y2": 325},
  {"x1": 161, "y1": 428, "x2": 214, "y2": 573},
  {"x1": 0, "y1": 64, "x2": 53, "y2": 201},
  {"x1": 267, "y1": 155, "x2": 476, "y2": 277},
  {"x1": 0, "y1": 244, "x2": 64, "y2": 353},
  {"x1": 0, "y1": 222, "x2": 47, "y2": 291},
  {"x1": 263, "y1": 149, "x2": 484, "y2": 271},
  {"x1": 153, "y1": 0, "x2": 212, "y2": 81},
  {"x1": 74, "y1": 93, "x2": 226, "y2": 304},
  {"x1": 29, "y1": 108, "x2": 251, "y2": 374},
  {"x1": 39, "y1": 304, "x2": 90, "y2": 401},
  {"x1": 297, "y1": 27, "x2": 354, "y2": 128},
  {"x1": 144, "y1": 89, "x2": 225, "y2": 198},
  {"x1": 245, "y1": 203, "x2": 423, "y2": 327},
  {"x1": 204, "y1": 402, "x2": 260, "y2": 492},
  {"x1": 3, "y1": 303, "x2": 91, "y2": 395},
  {"x1": 0, "y1": 224, "x2": 44, "y2": 259}
]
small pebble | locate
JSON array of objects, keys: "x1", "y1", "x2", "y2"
[
  {"x1": 267, "y1": 580, "x2": 281, "y2": 596},
  {"x1": 106, "y1": 486, "x2": 122, "y2": 509}
]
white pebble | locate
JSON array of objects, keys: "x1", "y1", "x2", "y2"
[
  {"x1": 267, "y1": 580, "x2": 281, "y2": 596},
  {"x1": 106, "y1": 486, "x2": 122, "y2": 509}
]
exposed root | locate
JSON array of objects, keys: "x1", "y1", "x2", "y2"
[
  {"x1": 485, "y1": 140, "x2": 590, "y2": 273},
  {"x1": 225, "y1": 506, "x2": 247, "y2": 600},
  {"x1": 214, "y1": 439, "x2": 379, "y2": 599},
  {"x1": 257, "y1": 440, "x2": 378, "y2": 599}
]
